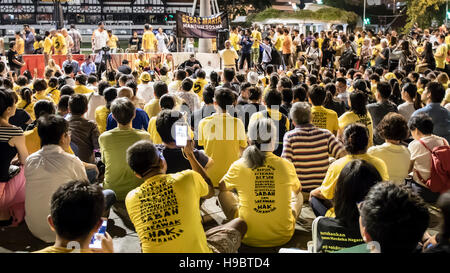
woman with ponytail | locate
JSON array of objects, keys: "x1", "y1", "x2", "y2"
[
  {"x1": 16, "y1": 87, "x2": 35, "y2": 120},
  {"x1": 310, "y1": 123, "x2": 389, "y2": 217},
  {"x1": 218, "y1": 118, "x2": 303, "y2": 248},
  {"x1": 398, "y1": 83, "x2": 422, "y2": 121}
]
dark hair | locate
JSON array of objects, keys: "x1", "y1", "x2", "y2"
[
  {"x1": 175, "y1": 70, "x2": 187, "y2": 81},
  {"x1": 307, "y1": 75, "x2": 317, "y2": 85},
  {"x1": 156, "y1": 110, "x2": 183, "y2": 144},
  {"x1": 209, "y1": 71, "x2": 220, "y2": 87},
  {"x1": 360, "y1": 183, "x2": 429, "y2": 253},
  {"x1": 281, "y1": 88, "x2": 293, "y2": 104},
  {"x1": 223, "y1": 68, "x2": 235, "y2": 83},
  {"x1": 343, "y1": 123, "x2": 369, "y2": 154},
  {"x1": 426, "y1": 81, "x2": 446, "y2": 103},
  {"x1": 154, "y1": 81, "x2": 169, "y2": 98},
  {"x1": 293, "y1": 86, "x2": 307, "y2": 102},
  {"x1": 264, "y1": 90, "x2": 282, "y2": 108},
  {"x1": 377, "y1": 112, "x2": 409, "y2": 141},
  {"x1": 103, "y1": 88, "x2": 118, "y2": 110},
  {"x1": 214, "y1": 88, "x2": 234, "y2": 111},
  {"x1": 159, "y1": 94, "x2": 176, "y2": 110},
  {"x1": 0, "y1": 89, "x2": 14, "y2": 116},
  {"x1": 196, "y1": 69, "x2": 206, "y2": 79},
  {"x1": 98, "y1": 81, "x2": 110, "y2": 96},
  {"x1": 266, "y1": 64, "x2": 275, "y2": 75},
  {"x1": 19, "y1": 87, "x2": 33, "y2": 106},
  {"x1": 203, "y1": 85, "x2": 215, "y2": 104},
  {"x1": 408, "y1": 113, "x2": 434, "y2": 135},
  {"x1": 58, "y1": 95, "x2": 70, "y2": 113},
  {"x1": 388, "y1": 79, "x2": 402, "y2": 105},
  {"x1": 69, "y1": 94, "x2": 88, "y2": 115},
  {"x1": 309, "y1": 85, "x2": 326, "y2": 106},
  {"x1": 37, "y1": 114, "x2": 69, "y2": 146},
  {"x1": 402, "y1": 83, "x2": 421, "y2": 110},
  {"x1": 377, "y1": 81, "x2": 392, "y2": 99},
  {"x1": 181, "y1": 78, "x2": 194, "y2": 92},
  {"x1": 111, "y1": 97, "x2": 135, "y2": 125},
  {"x1": 50, "y1": 180, "x2": 104, "y2": 240},
  {"x1": 88, "y1": 75, "x2": 98, "y2": 85},
  {"x1": 126, "y1": 80, "x2": 138, "y2": 96},
  {"x1": 33, "y1": 79, "x2": 48, "y2": 92},
  {"x1": 127, "y1": 140, "x2": 161, "y2": 177},
  {"x1": 63, "y1": 64, "x2": 73, "y2": 75},
  {"x1": 34, "y1": 100, "x2": 55, "y2": 119},
  {"x1": 48, "y1": 77, "x2": 58, "y2": 89},
  {"x1": 349, "y1": 91, "x2": 368, "y2": 116},
  {"x1": 278, "y1": 77, "x2": 293, "y2": 90},
  {"x1": 269, "y1": 73, "x2": 280, "y2": 89},
  {"x1": 60, "y1": 85, "x2": 75, "y2": 96},
  {"x1": 334, "y1": 159, "x2": 382, "y2": 228},
  {"x1": 17, "y1": 76, "x2": 29, "y2": 86},
  {"x1": 323, "y1": 83, "x2": 337, "y2": 106}
]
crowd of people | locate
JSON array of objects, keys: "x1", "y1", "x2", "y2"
[{"x1": 0, "y1": 21, "x2": 450, "y2": 254}]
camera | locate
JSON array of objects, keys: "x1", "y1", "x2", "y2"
[{"x1": 102, "y1": 46, "x2": 110, "y2": 52}]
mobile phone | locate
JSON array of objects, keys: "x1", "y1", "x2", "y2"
[
  {"x1": 175, "y1": 123, "x2": 188, "y2": 147},
  {"x1": 89, "y1": 219, "x2": 107, "y2": 249},
  {"x1": 149, "y1": 70, "x2": 155, "y2": 75}
]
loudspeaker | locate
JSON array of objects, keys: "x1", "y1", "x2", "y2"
[{"x1": 217, "y1": 29, "x2": 230, "y2": 51}]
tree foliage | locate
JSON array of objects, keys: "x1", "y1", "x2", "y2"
[
  {"x1": 404, "y1": 0, "x2": 446, "y2": 31},
  {"x1": 217, "y1": 0, "x2": 273, "y2": 18}
]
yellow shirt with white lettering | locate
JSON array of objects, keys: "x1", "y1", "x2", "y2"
[
  {"x1": 198, "y1": 113, "x2": 248, "y2": 186},
  {"x1": 125, "y1": 171, "x2": 212, "y2": 253},
  {"x1": 320, "y1": 154, "x2": 389, "y2": 200},
  {"x1": 338, "y1": 111, "x2": 374, "y2": 147},
  {"x1": 311, "y1": 106, "x2": 339, "y2": 135},
  {"x1": 223, "y1": 152, "x2": 300, "y2": 247}
]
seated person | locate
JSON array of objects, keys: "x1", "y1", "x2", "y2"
[
  {"x1": 99, "y1": 97, "x2": 151, "y2": 201},
  {"x1": 309, "y1": 85, "x2": 339, "y2": 135},
  {"x1": 95, "y1": 87, "x2": 117, "y2": 134},
  {"x1": 155, "y1": 109, "x2": 212, "y2": 174},
  {"x1": 368, "y1": 113, "x2": 411, "y2": 185},
  {"x1": 148, "y1": 94, "x2": 176, "y2": 145},
  {"x1": 125, "y1": 140, "x2": 247, "y2": 253},
  {"x1": 339, "y1": 182, "x2": 429, "y2": 253},
  {"x1": 313, "y1": 159, "x2": 381, "y2": 253},
  {"x1": 25, "y1": 115, "x2": 116, "y2": 243},
  {"x1": 73, "y1": 74, "x2": 94, "y2": 94},
  {"x1": 407, "y1": 113, "x2": 449, "y2": 203},
  {"x1": 175, "y1": 78, "x2": 201, "y2": 113},
  {"x1": 310, "y1": 123, "x2": 389, "y2": 217},
  {"x1": 8, "y1": 90, "x2": 32, "y2": 130},
  {"x1": 35, "y1": 180, "x2": 114, "y2": 253},
  {"x1": 106, "y1": 87, "x2": 149, "y2": 131},
  {"x1": 424, "y1": 191, "x2": 450, "y2": 253},
  {"x1": 219, "y1": 118, "x2": 302, "y2": 248},
  {"x1": 144, "y1": 81, "x2": 169, "y2": 118}
]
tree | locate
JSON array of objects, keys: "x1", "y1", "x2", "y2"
[
  {"x1": 218, "y1": 0, "x2": 273, "y2": 18},
  {"x1": 404, "y1": 0, "x2": 446, "y2": 31}
]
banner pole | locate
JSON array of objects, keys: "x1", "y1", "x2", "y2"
[{"x1": 198, "y1": 0, "x2": 212, "y2": 53}]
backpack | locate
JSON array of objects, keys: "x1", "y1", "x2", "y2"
[
  {"x1": 270, "y1": 47, "x2": 282, "y2": 66},
  {"x1": 415, "y1": 139, "x2": 450, "y2": 194},
  {"x1": 261, "y1": 110, "x2": 288, "y2": 156}
]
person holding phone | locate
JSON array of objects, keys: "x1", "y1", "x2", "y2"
[{"x1": 35, "y1": 180, "x2": 114, "y2": 253}]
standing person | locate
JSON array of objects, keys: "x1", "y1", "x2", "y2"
[
  {"x1": 23, "y1": 24, "x2": 35, "y2": 55},
  {"x1": 68, "y1": 24, "x2": 82, "y2": 54},
  {"x1": 106, "y1": 30, "x2": 119, "y2": 53},
  {"x1": 51, "y1": 29, "x2": 66, "y2": 55},
  {"x1": 142, "y1": 24, "x2": 157, "y2": 53},
  {"x1": 282, "y1": 28, "x2": 293, "y2": 69},
  {"x1": 43, "y1": 31, "x2": 53, "y2": 67},
  {"x1": 128, "y1": 31, "x2": 141, "y2": 53},
  {"x1": 305, "y1": 40, "x2": 321, "y2": 71},
  {"x1": 435, "y1": 34, "x2": 447, "y2": 73},
  {"x1": 155, "y1": 28, "x2": 168, "y2": 53},
  {"x1": 91, "y1": 22, "x2": 108, "y2": 54},
  {"x1": 0, "y1": 89, "x2": 28, "y2": 227},
  {"x1": 374, "y1": 38, "x2": 390, "y2": 70},
  {"x1": 7, "y1": 41, "x2": 25, "y2": 76},
  {"x1": 251, "y1": 25, "x2": 262, "y2": 70},
  {"x1": 61, "y1": 28, "x2": 74, "y2": 54},
  {"x1": 15, "y1": 31, "x2": 25, "y2": 56},
  {"x1": 219, "y1": 40, "x2": 239, "y2": 70},
  {"x1": 259, "y1": 37, "x2": 273, "y2": 71},
  {"x1": 239, "y1": 29, "x2": 253, "y2": 71},
  {"x1": 321, "y1": 38, "x2": 334, "y2": 69}
]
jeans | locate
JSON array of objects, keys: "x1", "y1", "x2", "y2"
[
  {"x1": 310, "y1": 196, "x2": 332, "y2": 217},
  {"x1": 405, "y1": 179, "x2": 440, "y2": 204},
  {"x1": 251, "y1": 47, "x2": 260, "y2": 66},
  {"x1": 102, "y1": 189, "x2": 116, "y2": 212},
  {"x1": 239, "y1": 52, "x2": 251, "y2": 70}
]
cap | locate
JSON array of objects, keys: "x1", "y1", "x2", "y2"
[
  {"x1": 247, "y1": 71, "x2": 259, "y2": 85},
  {"x1": 140, "y1": 72, "x2": 151, "y2": 82}
]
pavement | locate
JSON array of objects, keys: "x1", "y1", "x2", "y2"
[{"x1": 0, "y1": 195, "x2": 443, "y2": 253}]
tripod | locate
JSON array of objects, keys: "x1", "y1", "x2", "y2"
[{"x1": 96, "y1": 49, "x2": 113, "y2": 79}]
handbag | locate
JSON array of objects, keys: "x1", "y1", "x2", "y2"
[{"x1": 8, "y1": 165, "x2": 20, "y2": 180}]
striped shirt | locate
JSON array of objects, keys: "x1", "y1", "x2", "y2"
[
  {"x1": 0, "y1": 126, "x2": 23, "y2": 182},
  {"x1": 0, "y1": 126, "x2": 23, "y2": 142},
  {"x1": 281, "y1": 124, "x2": 345, "y2": 192}
]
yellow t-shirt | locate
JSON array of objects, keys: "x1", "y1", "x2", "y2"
[
  {"x1": 193, "y1": 78, "x2": 208, "y2": 100},
  {"x1": 74, "y1": 85, "x2": 94, "y2": 94},
  {"x1": 148, "y1": 116, "x2": 163, "y2": 145},
  {"x1": 311, "y1": 106, "x2": 339, "y2": 135},
  {"x1": 125, "y1": 171, "x2": 212, "y2": 253},
  {"x1": 142, "y1": 31, "x2": 156, "y2": 51},
  {"x1": 33, "y1": 92, "x2": 54, "y2": 104},
  {"x1": 435, "y1": 44, "x2": 447, "y2": 69},
  {"x1": 445, "y1": 89, "x2": 450, "y2": 104},
  {"x1": 338, "y1": 111, "x2": 374, "y2": 147},
  {"x1": 95, "y1": 105, "x2": 110, "y2": 134},
  {"x1": 25, "y1": 127, "x2": 74, "y2": 155},
  {"x1": 16, "y1": 37, "x2": 24, "y2": 55},
  {"x1": 249, "y1": 109, "x2": 290, "y2": 134},
  {"x1": 43, "y1": 37, "x2": 53, "y2": 54},
  {"x1": 220, "y1": 49, "x2": 239, "y2": 68},
  {"x1": 230, "y1": 33, "x2": 240, "y2": 51},
  {"x1": 251, "y1": 30, "x2": 262, "y2": 49},
  {"x1": 107, "y1": 35, "x2": 119, "y2": 49},
  {"x1": 320, "y1": 154, "x2": 389, "y2": 200},
  {"x1": 134, "y1": 59, "x2": 150, "y2": 71},
  {"x1": 274, "y1": 35, "x2": 284, "y2": 52},
  {"x1": 144, "y1": 99, "x2": 160, "y2": 119},
  {"x1": 223, "y1": 153, "x2": 300, "y2": 247},
  {"x1": 198, "y1": 113, "x2": 248, "y2": 186},
  {"x1": 52, "y1": 34, "x2": 66, "y2": 55},
  {"x1": 45, "y1": 87, "x2": 60, "y2": 104},
  {"x1": 16, "y1": 99, "x2": 35, "y2": 120},
  {"x1": 317, "y1": 38, "x2": 324, "y2": 51},
  {"x1": 34, "y1": 246, "x2": 93, "y2": 253}
]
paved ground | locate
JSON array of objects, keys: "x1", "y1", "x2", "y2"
[{"x1": 0, "y1": 195, "x2": 442, "y2": 253}]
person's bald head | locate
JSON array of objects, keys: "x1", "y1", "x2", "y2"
[{"x1": 118, "y1": 87, "x2": 133, "y2": 99}]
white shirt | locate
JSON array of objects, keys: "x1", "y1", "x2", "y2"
[
  {"x1": 136, "y1": 83, "x2": 154, "y2": 104},
  {"x1": 409, "y1": 135, "x2": 449, "y2": 187},
  {"x1": 92, "y1": 29, "x2": 108, "y2": 51},
  {"x1": 24, "y1": 145, "x2": 88, "y2": 243},
  {"x1": 86, "y1": 92, "x2": 105, "y2": 122},
  {"x1": 398, "y1": 101, "x2": 416, "y2": 121},
  {"x1": 367, "y1": 142, "x2": 411, "y2": 185},
  {"x1": 65, "y1": 34, "x2": 74, "y2": 52}
]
